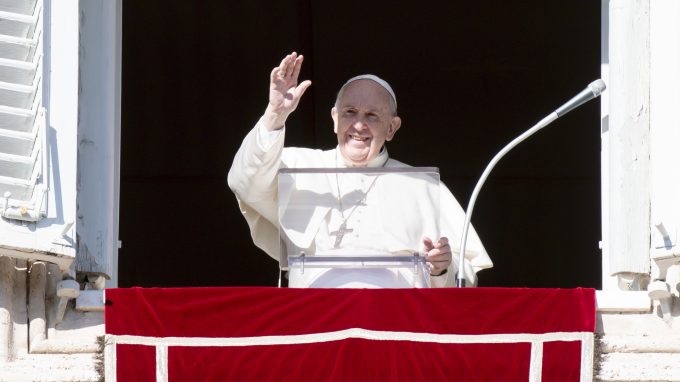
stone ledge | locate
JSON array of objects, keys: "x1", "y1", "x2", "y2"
[
  {"x1": 596, "y1": 291, "x2": 652, "y2": 313},
  {"x1": 75, "y1": 290, "x2": 104, "y2": 312},
  {"x1": 599, "y1": 335, "x2": 680, "y2": 353},
  {"x1": 596, "y1": 352, "x2": 680, "y2": 381},
  {"x1": 29, "y1": 337, "x2": 100, "y2": 354},
  {"x1": 0, "y1": 353, "x2": 101, "y2": 382}
]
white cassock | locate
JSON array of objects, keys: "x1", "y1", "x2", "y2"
[{"x1": 228, "y1": 118, "x2": 493, "y2": 287}]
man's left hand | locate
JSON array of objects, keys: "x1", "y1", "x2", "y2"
[{"x1": 422, "y1": 237, "x2": 452, "y2": 276}]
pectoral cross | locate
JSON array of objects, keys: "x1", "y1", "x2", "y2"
[{"x1": 330, "y1": 222, "x2": 353, "y2": 248}]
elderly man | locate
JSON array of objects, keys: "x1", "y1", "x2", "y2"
[{"x1": 228, "y1": 52, "x2": 492, "y2": 287}]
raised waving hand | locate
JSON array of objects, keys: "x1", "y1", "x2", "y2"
[{"x1": 263, "y1": 52, "x2": 312, "y2": 131}]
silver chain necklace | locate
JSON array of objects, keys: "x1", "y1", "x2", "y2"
[{"x1": 330, "y1": 168, "x2": 380, "y2": 249}]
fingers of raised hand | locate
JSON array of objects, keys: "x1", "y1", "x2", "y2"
[
  {"x1": 271, "y1": 56, "x2": 289, "y2": 84},
  {"x1": 277, "y1": 53, "x2": 293, "y2": 77},
  {"x1": 293, "y1": 80, "x2": 312, "y2": 100},
  {"x1": 290, "y1": 54, "x2": 304, "y2": 81},
  {"x1": 273, "y1": 52, "x2": 302, "y2": 82}
]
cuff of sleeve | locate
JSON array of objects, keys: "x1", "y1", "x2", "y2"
[
  {"x1": 430, "y1": 269, "x2": 449, "y2": 288},
  {"x1": 256, "y1": 118, "x2": 284, "y2": 151}
]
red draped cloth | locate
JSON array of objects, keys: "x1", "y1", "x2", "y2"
[{"x1": 105, "y1": 287, "x2": 595, "y2": 381}]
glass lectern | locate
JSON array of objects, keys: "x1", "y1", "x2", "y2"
[{"x1": 278, "y1": 167, "x2": 441, "y2": 288}]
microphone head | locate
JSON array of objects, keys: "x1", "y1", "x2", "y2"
[{"x1": 588, "y1": 79, "x2": 606, "y2": 97}]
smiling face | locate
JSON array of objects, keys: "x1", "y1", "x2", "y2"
[{"x1": 331, "y1": 80, "x2": 401, "y2": 167}]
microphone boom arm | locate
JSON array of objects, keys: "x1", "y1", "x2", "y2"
[{"x1": 456, "y1": 79, "x2": 606, "y2": 287}]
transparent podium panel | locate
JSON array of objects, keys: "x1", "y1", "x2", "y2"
[{"x1": 278, "y1": 167, "x2": 441, "y2": 288}]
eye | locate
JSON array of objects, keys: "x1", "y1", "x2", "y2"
[
  {"x1": 366, "y1": 112, "x2": 380, "y2": 121},
  {"x1": 342, "y1": 108, "x2": 357, "y2": 116}
]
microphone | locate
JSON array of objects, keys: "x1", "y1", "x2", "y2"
[
  {"x1": 554, "y1": 79, "x2": 607, "y2": 117},
  {"x1": 456, "y1": 79, "x2": 607, "y2": 288}
]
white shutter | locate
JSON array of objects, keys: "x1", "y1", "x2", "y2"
[
  {"x1": 0, "y1": 0, "x2": 77, "y2": 271},
  {"x1": 0, "y1": 0, "x2": 46, "y2": 221}
]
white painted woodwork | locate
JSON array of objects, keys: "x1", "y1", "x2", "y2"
[
  {"x1": 600, "y1": 0, "x2": 618, "y2": 291},
  {"x1": 649, "y1": 0, "x2": 680, "y2": 293},
  {"x1": 0, "y1": 0, "x2": 38, "y2": 15},
  {"x1": 0, "y1": 8, "x2": 38, "y2": 38},
  {"x1": 0, "y1": 0, "x2": 78, "y2": 269},
  {"x1": 0, "y1": 0, "x2": 123, "y2": 281},
  {"x1": 75, "y1": 0, "x2": 123, "y2": 285},
  {"x1": 0, "y1": 0, "x2": 47, "y2": 215},
  {"x1": 605, "y1": 0, "x2": 651, "y2": 278}
]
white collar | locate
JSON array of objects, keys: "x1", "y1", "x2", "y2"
[{"x1": 335, "y1": 147, "x2": 389, "y2": 168}]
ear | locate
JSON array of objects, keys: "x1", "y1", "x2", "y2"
[
  {"x1": 331, "y1": 107, "x2": 338, "y2": 134},
  {"x1": 385, "y1": 116, "x2": 401, "y2": 141}
]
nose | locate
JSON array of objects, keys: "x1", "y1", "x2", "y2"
[{"x1": 352, "y1": 118, "x2": 367, "y2": 131}]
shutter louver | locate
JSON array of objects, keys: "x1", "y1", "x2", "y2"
[{"x1": 0, "y1": 0, "x2": 46, "y2": 221}]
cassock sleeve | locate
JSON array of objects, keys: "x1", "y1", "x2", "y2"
[{"x1": 227, "y1": 118, "x2": 286, "y2": 260}]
